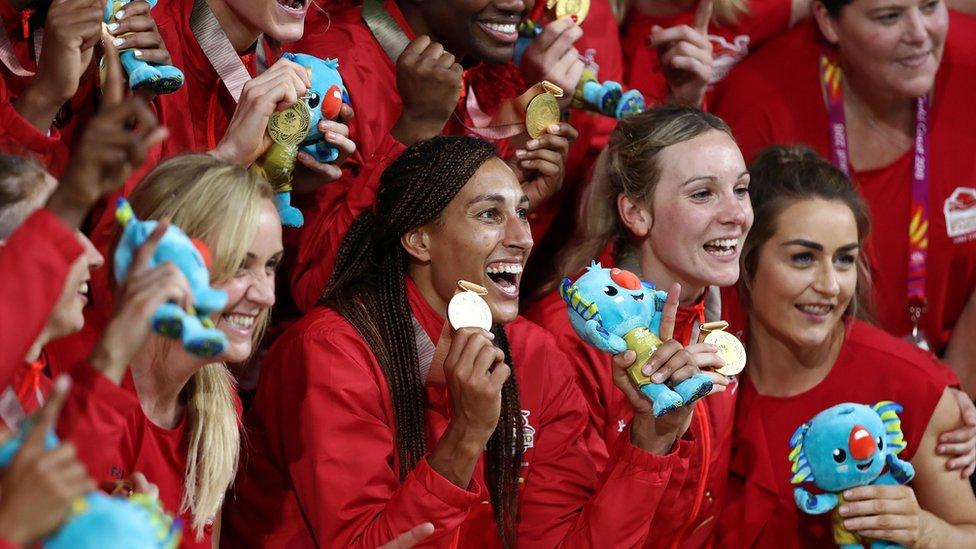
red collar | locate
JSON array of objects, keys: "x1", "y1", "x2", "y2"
[{"x1": 405, "y1": 276, "x2": 447, "y2": 344}]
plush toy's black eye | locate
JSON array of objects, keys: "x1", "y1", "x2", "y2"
[
  {"x1": 876, "y1": 436, "x2": 884, "y2": 451},
  {"x1": 307, "y1": 92, "x2": 320, "y2": 109},
  {"x1": 832, "y1": 448, "x2": 847, "y2": 463},
  {"x1": 603, "y1": 286, "x2": 618, "y2": 296}
]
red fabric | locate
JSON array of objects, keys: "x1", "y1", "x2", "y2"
[
  {"x1": 717, "y1": 320, "x2": 948, "y2": 547},
  {"x1": 713, "y1": 14, "x2": 976, "y2": 355},
  {"x1": 523, "y1": 252, "x2": 736, "y2": 547},
  {"x1": 621, "y1": 0, "x2": 792, "y2": 107},
  {"x1": 286, "y1": 1, "x2": 517, "y2": 312},
  {"x1": 223, "y1": 275, "x2": 688, "y2": 547},
  {"x1": 0, "y1": 209, "x2": 81, "y2": 385}
]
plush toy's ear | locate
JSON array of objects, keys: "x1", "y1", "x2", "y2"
[
  {"x1": 586, "y1": 260, "x2": 602, "y2": 271},
  {"x1": 789, "y1": 422, "x2": 814, "y2": 485},
  {"x1": 871, "y1": 401, "x2": 908, "y2": 455}
]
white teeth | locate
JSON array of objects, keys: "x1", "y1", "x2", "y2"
[
  {"x1": 78, "y1": 282, "x2": 89, "y2": 295},
  {"x1": 486, "y1": 263, "x2": 523, "y2": 275},
  {"x1": 483, "y1": 22, "x2": 517, "y2": 34},
  {"x1": 797, "y1": 304, "x2": 832, "y2": 315},
  {"x1": 705, "y1": 238, "x2": 738, "y2": 249},
  {"x1": 224, "y1": 314, "x2": 255, "y2": 329}
]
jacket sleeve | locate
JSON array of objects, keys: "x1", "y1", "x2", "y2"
[
  {"x1": 0, "y1": 99, "x2": 70, "y2": 175},
  {"x1": 266, "y1": 326, "x2": 479, "y2": 547},
  {"x1": 0, "y1": 209, "x2": 81, "y2": 385},
  {"x1": 56, "y1": 363, "x2": 139, "y2": 481},
  {"x1": 517, "y1": 344, "x2": 694, "y2": 548}
]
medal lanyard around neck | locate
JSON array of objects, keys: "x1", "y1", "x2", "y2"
[{"x1": 818, "y1": 48, "x2": 931, "y2": 326}]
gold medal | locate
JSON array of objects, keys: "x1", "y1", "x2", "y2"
[
  {"x1": 448, "y1": 280, "x2": 493, "y2": 331},
  {"x1": 549, "y1": 0, "x2": 590, "y2": 24},
  {"x1": 525, "y1": 81, "x2": 563, "y2": 139},
  {"x1": 703, "y1": 330, "x2": 747, "y2": 376},
  {"x1": 267, "y1": 102, "x2": 311, "y2": 147}
]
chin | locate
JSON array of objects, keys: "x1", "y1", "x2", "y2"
[
  {"x1": 220, "y1": 341, "x2": 253, "y2": 364},
  {"x1": 476, "y1": 45, "x2": 516, "y2": 64},
  {"x1": 265, "y1": 22, "x2": 305, "y2": 43},
  {"x1": 489, "y1": 302, "x2": 519, "y2": 325}
]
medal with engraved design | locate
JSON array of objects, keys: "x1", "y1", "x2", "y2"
[
  {"x1": 698, "y1": 321, "x2": 746, "y2": 376},
  {"x1": 267, "y1": 101, "x2": 311, "y2": 146},
  {"x1": 448, "y1": 280, "x2": 493, "y2": 331},
  {"x1": 548, "y1": 0, "x2": 590, "y2": 23},
  {"x1": 525, "y1": 81, "x2": 564, "y2": 139}
]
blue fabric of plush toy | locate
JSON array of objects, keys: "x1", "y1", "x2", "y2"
[{"x1": 103, "y1": 0, "x2": 184, "y2": 95}]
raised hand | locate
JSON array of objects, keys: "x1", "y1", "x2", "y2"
[
  {"x1": 650, "y1": 0, "x2": 714, "y2": 107},
  {"x1": 391, "y1": 35, "x2": 464, "y2": 146},
  {"x1": 518, "y1": 18, "x2": 586, "y2": 110},
  {"x1": 512, "y1": 122, "x2": 578, "y2": 210}
]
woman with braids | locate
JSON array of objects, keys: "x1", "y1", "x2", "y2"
[{"x1": 223, "y1": 135, "x2": 708, "y2": 547}]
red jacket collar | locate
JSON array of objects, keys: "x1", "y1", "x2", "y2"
[{"x1": 405, "y1": 276, "x2": 447, "y2": 344}]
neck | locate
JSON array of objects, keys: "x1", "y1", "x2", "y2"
[
  {"x1": 634, "y1": 243, "x2": 706, "y2": 307},
  {"x1": 841, "y1": 63, "x2": 917, "y2": 135},
  {"x1": 206, "y1": 0, "x2": 261, "y2": 54},
  {"x1": 130, "y1": 338, "x2": 207, "y2": 429},
  {"x1": 746, "y1": 318, "x2": 844, "y2": 397}
]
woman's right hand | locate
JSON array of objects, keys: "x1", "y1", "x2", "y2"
[
  {"x1": 0, "y1": 377, "x2": 96, "y2": 546},
  {"x1": 211, "y1": 58, "x2": 311, "y2": 166},
  {"x1": 89, "y1": 222, "x2": 193, "y2": 383}
]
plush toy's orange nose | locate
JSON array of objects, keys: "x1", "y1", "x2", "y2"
[
  {"x1": 849, "y1": 424, "x2": 877, "y2": 461},
  {"x1": 192, "y1": 238, "x2": 212, "y2": 268},
  {"x1": 322, "y1": 85, "x2": 343, "y2": 120},
  {"x1": 610, "y1": 268, "x2": 641, "y2": 291}
]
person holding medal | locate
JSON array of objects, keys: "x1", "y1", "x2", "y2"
[
  {"x1": 719, "y1": 145, "x2": 976, "y2": 547},
  {"x1": 713, "y1": 1, "x2": 976, "y2": 397},
  {"x1": 223, "y1": 136, "x2": 711, "y2": 547}
]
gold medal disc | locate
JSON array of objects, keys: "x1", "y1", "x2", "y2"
[
  {"x1": 448, "y1": 291, "x2": 493, "y2": 331},
  {"x1": 525, "y1": 92, "x2": 560, "y2": 139},
  {"x1": 703, "y1": 330, "x2": 747, "y2": 376},
  {"x1": 267, "y1": 103, "x2": 311, "y2": 146},
  {"x1": 551, "y1": 0, "x2": 590, "y2": 24}
]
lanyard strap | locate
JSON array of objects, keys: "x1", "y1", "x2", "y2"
[
  {"x1": 190, "y1": 0, "x2": 252, "y2": 102},
  {"x1": 818, "y1": 49, "x2": 930, "y2": 314}
]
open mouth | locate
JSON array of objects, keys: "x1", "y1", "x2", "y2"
[
  {"x1": 77, "y1": 280, "x2": 90, "y2": 304},
  {"x1": 274, "y1": 0, "x2": 307, "y2": 16},
  {"x1": 795, "y1": 303, "x2": 834, "y2": 316},
  {"x1": 485, "y1": 262, "x2": 522, "y2": 297},
  {"x1": 221, "y1": 313, "x2": 257, "y2": 335},
  {"x1": 477, "y1": 20, "x2": 519, "y2": 45},
  {"x1": 703, "y1": 238, "x2": 738, "y2": 258},
  {"x1": 856, "y1": 459, "x2": 874, "y2": 471}
]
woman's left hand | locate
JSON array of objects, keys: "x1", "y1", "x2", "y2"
[
  {"x1": 650, "y1": 0, "x2": 714, "y2": 108},
  {"x1": 936, "y1": 388, "x2": 976, "y2": 477},
  {"x1": 511, "y1": 122, "x2": 578, "y2": 210},
  {"x1": 293, "y1": 103, "x2": 357, "y2": 192},
  {"x1": 839, "y1": 484, "x2": 929, "y2": 547}
]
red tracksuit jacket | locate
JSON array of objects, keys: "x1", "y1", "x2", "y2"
[{"x1": 223, "y1": 277, "x2": 687, "y2": 547}]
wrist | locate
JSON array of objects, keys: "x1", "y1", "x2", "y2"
[
  {"x1": 429, "y1": 420, "x2": 488, "y2": 488},
  {"x1": 391, "y1": 111, "x2": 445, "y2": 147},
  {"x1": 89, "y1": 340, "x2": 129, "y2": 385},
  {"x1": 0, "y1": 511, "x2": 29, "y2": 545},
  {"x1": 14, "y1": 84, "x2": 64, "y2": 132},
  {"x1": 44, "y1": 184, "x2": 94, "y2": 230},
  {"x1": 630, "y1": 413, "x2": 679, "y2": 455},
  {"x1": 914, "y1": 510, "x2": 940, "y2": 549}
]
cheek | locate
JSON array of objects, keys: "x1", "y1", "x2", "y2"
[{"x1": 216, "y1": 279, "x2": 249, "y2": 308}]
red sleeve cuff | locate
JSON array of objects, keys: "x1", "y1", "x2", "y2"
[
  {"x1": 0, "y1": 100, "x2": 68, "y2": 168},
  {"x1": 410, "y1": 457, "x2": 481, "y2": 510},
  {"x1": 607, "y1": 424, "x2": 693, "y2": 477},
  {"x1": 0, "y1": 538, "x2": 20, "y2": 549}
]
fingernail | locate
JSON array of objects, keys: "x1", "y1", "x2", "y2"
[
  {"x1": 843, "y1": 490, "x2": 854, "y2": 498},
  {"x1": 115, "y1": 9, "x2": 125, "y2": 20},
  {"x1": 53, "y1": 374, "x2": 71, "y2": 393},
  {"x1": 107, "y1": 22, "x2": 119, "y2": 33},
  {"x1": 113, "y1": 37, "x2": 125, "y2": 47},
  {"x1": 515, "y1": 150, "x2": 526, "y2": 158},
  {"x1": 838, "y1": 505, "x2": 849, "y2": 514},
  {"x1": 133, "y1": 50, "x2": 143, "y2": 58},
  {"x1": 548, "y1": 124, "x2": 560, "y2": 132},
  {"x1": 938, "y1": 445, "x2": 946, "y2": 453},
  {"x1": 527, "y1": 139, "x2": 540, "y2": 148},
  {"x1": 326, "y1": 131, "x2": 338, "y2": 140},
  {"x1": 652, "y1": 373, "x2": 664, "y2": 382}
]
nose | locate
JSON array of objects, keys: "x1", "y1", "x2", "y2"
[
  {"x1": 610, "y1": 268, "x2": 642, "y2": 290},
  {"x1": 903, "y1": 8, "x2": 928, "y2": 44},
  {"x1": 505, "y1": 211, "x2": 533, "y2": 252},
  {"x1": 496, "y1": 0, "x2": 527, "y2": 13},
  {"x1": 849, "y1": 425, "x2": 877, "y2": 460},
  {"x1": 246, "y1": 270, "x2": 276, "y2": 310},
  {"x1": 812, "y1": 262, "x2": 840, "y2": 297},
  {"x1": 717, "y1": 192, "x2": 748, "y2": 226},
  {"x1": 77, "y1": 232, "x2": 104, "y2": 270}
]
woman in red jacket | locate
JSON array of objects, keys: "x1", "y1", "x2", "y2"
[
  {"x1": 720, "y1": 146, "x2": 976, "y2": 547},
  {"x1": 224, "y1": 135, "x2": 710, "y2": 547}
]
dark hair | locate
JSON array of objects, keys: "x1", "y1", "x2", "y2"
[
  {"x1": 322, "y1": 136, "x2": 523, "y2": 546},
  {"x1": 817, "y1": 0, "x2": 853, "y2": 17},
  {"x1": 739, "y1": 145, "x2": 873, "y2": 319},
  {"x1": 0, "y1": 153, "x2": 53, "y2": 239}
]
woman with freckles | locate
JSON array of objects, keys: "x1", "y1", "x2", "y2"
[
  {"x1": 224, "y1": 136, "x2": 711, "y2": 547},
  {"x1": 719, "y1": 146, "x2": 976, "y2": 547}
]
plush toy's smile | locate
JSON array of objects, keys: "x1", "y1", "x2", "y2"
[
  {"x1": 856, "y1": 459, "x2": 874, "y2": 471},
  {"x1": 631, "y1": 293, "x2": 644, "y2": 302}
]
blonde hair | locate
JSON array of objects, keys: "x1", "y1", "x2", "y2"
[
  {"x1": 611, "y1": 0, "x2": 749, "y2": 26},
  {"x1": 127, "y1": 154, "x2": 274, "y2": 538},
  {"x1": 551, "y1": 106, "x2": 734, "y2": 295}
]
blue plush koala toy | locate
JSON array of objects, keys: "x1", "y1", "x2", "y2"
[
  {"x1": 103, "y1": 0, "x2": 184, "y2": 94},
  {"x1": 0, "y1": 423, "x2": 181, "y2": 549},
  {"x1": 560, "y1": 261, "x2": 712, "y2": 417},
  {"x1": 251, "y1": 52, "x2": 350, "y2": 228},
  {"x1": 790, "y1": 401, "x2": 915, "y2": 548},
  {"x1": 113, "y1": 198, "x2": 228, "y2": 357}
]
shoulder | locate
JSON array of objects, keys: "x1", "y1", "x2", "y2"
[
  {"x1": 291, "y1": 3, "x2": 384, "y2": 68},
  {"x1": 843, "y1": 321, "x2": 948, "y2": 386}
]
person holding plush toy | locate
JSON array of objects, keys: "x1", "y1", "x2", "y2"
[{"x1": 718, "y1": 145, "x2": 976, "y2": 547}]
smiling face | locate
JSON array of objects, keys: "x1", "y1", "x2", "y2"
[
  {"x1": 214, "y1": 199, "x2": 282, "y2": 363},
  {"x1": 410, "y1": 0, "x2": 527, "y2": 63},
  {"x1": 639, "y1": 130, "x2": 753, "y2": 294},
  {"x1": 749, "y1": 199, "x2": 860, "y2": 351},
  {"x1": 225, "y1": 0, "x2": 309, "y2": 44},
  {"x1": 805, "y1": 404, "x2": 888, "y2": 491},
  {"x1": 817, "y1": 0, "x2": 948, "y2": 99},
  {"x1": 414, "y1": 157, "x2": 532, "y2": 324},
  {"x1": 44, "y1": 231, "x2": 104, "y2": 341}
]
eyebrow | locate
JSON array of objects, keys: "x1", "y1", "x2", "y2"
[
  {"x1": 782, "y1": 239, "x2": 860, "y2": 252},
  {"x1": 467, "y1": 193, "x2": 530, "y2": 206},
  {"x1": 681, "y1": 171, "x2": 751, "y2": 187}
]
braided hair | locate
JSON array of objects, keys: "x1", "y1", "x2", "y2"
[{"x1": 322, "y1": 136, "x2": 524, "y2": 547}]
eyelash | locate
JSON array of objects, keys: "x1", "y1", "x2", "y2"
[
  {"x1": 689, "y1": 186, "x2": 749, "y2": 202},
  {"x1": 790, "y1": 253, "x2": 856, "y2": 267},
  {"x1": 235, "y1": 259, "x2": 281, "y2": 277},
  {"x1": 476, "y1": 208, "x2": 529, "y2": 222}
]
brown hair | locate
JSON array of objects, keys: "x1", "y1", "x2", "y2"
[
  {"x1": 738, "y1": 145, "x2": 873, "y2": 319},
  {"x1": 0, "y1": 153, "x2": 55, "y2": 239},
  {"x1": 323, "y1": 136, "x2": 523, "y2": 547}
]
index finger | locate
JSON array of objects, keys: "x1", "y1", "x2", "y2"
[
  {"x1": 101, "y1": 24, "x2": 127, "y2": 108},
  {"x1": 659, "y1": 282, "x2": 681, "y2": 341},
  {"x1": 23, "y1": 375, "x2": 71, "y2": 452},
  {"x1": 843, "y1": 484, "x2": 907, "y2": 500},
  {"x1": 693, "y1": 0, "x2": 713, "y2": 33}
]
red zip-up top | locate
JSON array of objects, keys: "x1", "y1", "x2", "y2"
[
  {"x1": 0, "y1": 209, "x2": 81, "y2": 383},
  {"x1": 286, "y1": 1, "x2": 516, "y2": 312},
  {"x1": 523, "y1": 248, "x2": 736, "y2": 547},
  {"x1": 223, "y1": 277, "x2": 688, "y2": 547}
]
